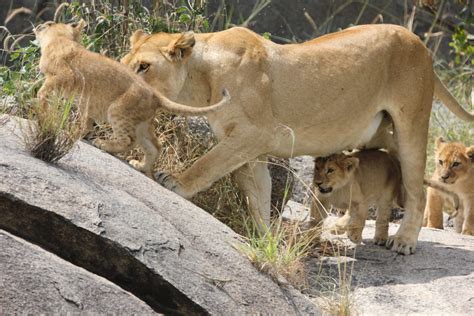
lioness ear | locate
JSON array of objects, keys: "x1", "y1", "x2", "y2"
[
  {"x1": 343, "y1": 157, "x2": 359, "y2": 172},
  {"x1": 130, "y1": 29, "x2": 148, "y2": 48},
  {"x1": 166, "y1": 31, "x2": 195, "y2": 61},
  {"x1": 435, "y1": 137, "x2": 445, "y2": 149},
  {"x1": 466, "y1": 146, "x2": 474, "y2": 163}
]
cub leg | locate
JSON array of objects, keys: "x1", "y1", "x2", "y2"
[
  {"x1": 374, "y1": 200, "x2": 392, "y2": 246},
  {"x1": 346, "y1": 202, "x2": 368, "y2": 244},
  {"x1": 423, "y1": 187, "x2": 445, "y2": 229},
  {"x1": 92, "y1": 103, "x2": 136, "y2": 154},
  {"x1": 130, "y1": 121, "x2": 161, "y2": 178},
  {"x1": 461, "y1": 201, "x2": 474, "y2": 235},
  {"x1": 233, "y1": 156, "x2": 272, "y2": 229},
  {"x1": 309, "y1": 194, "x2": 330, "y2": 226},
  {"x1": 331, "y1": 212, "x2": 350, "y2": 235}
]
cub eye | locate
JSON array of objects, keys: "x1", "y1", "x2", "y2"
[
  {"x1": 326, "y1": 168, "x2": 334, "y2": 175},
  {"x1": 452, "y1": 161, "x2": 461, "y2": 168},
  {"x1": 438, "y1": 160, "x2": 443, "y2": 166},
  {"x1": 137, "y1": 63, "x2": 150, "y2": 74}
]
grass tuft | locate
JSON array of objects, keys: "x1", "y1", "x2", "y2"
[
  {"x1": 21, "y1": 95, "x2": 82, "y2": 163},
  {"x1": 237, "y1": 218, "x2": 321, "y2": 289}
]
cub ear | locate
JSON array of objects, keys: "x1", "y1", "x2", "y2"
[
  {"x1": 130, "y1": 29, "x2": 148, "y2": 48},
  {"x1": 435, "y1": 136, "x2": 445, "y2": 149},
  {"x1": 166, "y1": 31, "x2": 195, "y2": 61},
  {"x1": 70, "y1": 19, "x2": 86, "y2": 40},
  {"x1": 466, "y1": 146, "x2": 474, "y2": 163},
  {"x1": 343, "y1": 157, "x2": 359, "y2": 172}
]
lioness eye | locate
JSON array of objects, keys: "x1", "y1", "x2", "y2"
[
  {"x1": 452, "y1": 161, "x2": 461, "y2": 168},
  {"x1": 438, "y1": 160, "x2": 443, "y2": 166},
  {"x1": 137, "y1": 63, "x2": 150, "y2": 74},
  {"x1": 326, "y1": 168, "x2": 334, "y2": 174}
]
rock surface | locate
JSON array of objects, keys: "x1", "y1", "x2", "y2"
[
  {"x1": 0, "y1": 230, "x2": 155, "y2": 314},
  {"x1": 0, "y1": 116, "x2": 319, "y2": 315},
  {"x1": 307, "y1": 220, "x2": 474, "y2": 315}
]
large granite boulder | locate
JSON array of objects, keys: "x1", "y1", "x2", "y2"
[
  {"x1": 0, "y1": 230, "x2": 155, "y2": 314},
  {"x1": 0, "y1": 116, "x2": 319, "y2": 315}
]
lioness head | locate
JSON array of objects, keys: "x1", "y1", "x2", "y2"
[
  {"x1": 34, "y1": 20, "x2": 86, "y2": 46},
  {"x1": 314, "y1": 153, "x2": 359, "y2": 196},
  {"x1": 121, "y1": 30, "x2": 195, "y2": 99},
  {"x1": 435, "y1": 137, "x2": 474, "y2": 184}
]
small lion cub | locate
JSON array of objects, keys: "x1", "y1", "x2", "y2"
[
  {"x1": 311, "y1": 149, "x2": 403, "y2": 245},
  {"x1": 34, "y1": 21, "x2": 229, "y2": 178},
  {"x1": 423, "y1": 137, "x2": 474, "y2": 235}
]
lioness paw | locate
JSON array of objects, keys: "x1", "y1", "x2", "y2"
[
  {"x1": 155, "y1": 171, "x2": 178, "y2": 191},
  {"x1": 373, "y1": 236, "x2": 387, "y2": 246},
  {"x1": 386, "y1": 235, "x2": 417, "y2": 255},
  {"x1": 461, "y1": 229, "x2": 474, "y2": 236}
]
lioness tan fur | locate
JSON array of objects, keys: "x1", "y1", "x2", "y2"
[
  {"x1": 121, "y1": 24, "x2": 473, "y2": 254},
  {"x1": 423, "y1": 137, "x2": 474, "y2": 235},
  {"x1": 34, "y1": 21, "x2": 229, "y2": 178},
  {"x1": 312, "y1": 150, "x2": 402, "y2": 245}
]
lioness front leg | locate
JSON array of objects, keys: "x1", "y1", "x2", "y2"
[
  {"x1": 233, "y1": 157, "x2": 272, "y2": 229},
  {"x1": 156, "y1": 129, "x2": 272, "y2": 205}
]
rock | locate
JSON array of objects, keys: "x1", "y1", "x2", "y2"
[
  {"x1": 289, "y1": 156, "x2": 314, "y2": 205},
  {"x1": 307, "y1": 220, "x2": 474, "y2": 315},
  {"x1": 0, "y1": 116, "x2": 320, "y2": 315},
  {"x1": 0, "y1": 230, "x2": 155, "y2": 314},
  {"x1": 268, "y1": 156, "x2": 294, "y2": 212}
]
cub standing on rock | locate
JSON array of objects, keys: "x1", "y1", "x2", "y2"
[
  {"x1": 34, "y1": 21, "x2": 230, "y2": 179},
  {"x1": 423, "y1": 137, "x2": 474, "y2": 235},
  {"x1": 312, "y1": 150, "x2": 403, "y2": 245}
]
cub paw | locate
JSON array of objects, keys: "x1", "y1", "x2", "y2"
[
  {"x1": 129, "y1": 159, "x2": 145, "y2": 172},
  {"x1": 92, "y1": 138, "x2": 105, "y2": 149},
  {"x1": 347, "y1": 229, "x2": 363, "y2": 244},
  {"x1": 461, "y1": 229, "x2": 474, "y2": 236},
  {"x1": 386, "y1": 235, "x2": 417, "y2": 255}
]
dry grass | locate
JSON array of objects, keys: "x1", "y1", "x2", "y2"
[{"x1": 20, "y1": 95, "x2": 82, "y2": 163}]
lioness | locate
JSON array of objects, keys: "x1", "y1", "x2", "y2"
[
  {"x1": 121, "y1": 25, "x2": 473, "y2": 254},
  {"x1": 312, "y1": 150, "x2": 402, "y2": 245},
  {"x1": 423, "y1": 137, "x2": 474, "y2": 235},
  {"x1": 34, "y1": 21, "x2": 229, "y2": 178}
]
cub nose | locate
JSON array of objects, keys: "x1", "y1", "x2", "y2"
[
  {"x1": 441, "y1": 174, "x2": 450, "y2": 181},
  {"x1": 315, "y1": 180, "x2": 323, "y2": 186}
]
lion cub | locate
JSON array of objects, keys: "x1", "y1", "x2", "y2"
[
  {"x1": 34, "y1": 21, "x2": 229, "y2": 178},
  {"x1": 311, "y1": 149, "x2": 403, "y2": 245},
  {"x1": 423, "y1": 137, "x2": 474, "y2": 235}
]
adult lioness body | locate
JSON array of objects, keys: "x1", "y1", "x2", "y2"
[{"x1": 122, "y1": 24, "x2": 473, "y2": 254}]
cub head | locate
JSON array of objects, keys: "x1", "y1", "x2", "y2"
[
  {"x1": 434, "y1": 137, "x2": 474, "y2": 184},
  {"x1": 34, "y1": 20, "x2": 86, "y2": 46},
  {"x1": 121, "y1": 30, "x2": 195, "y2": 99},
  {"x1": 314, "y1": 153, "x2": 359, "y2": 196}
]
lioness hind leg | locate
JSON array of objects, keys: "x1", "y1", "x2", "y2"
[
  {"x1": 233, "y1": 157, "x2": 272, "y2": 229},
  {"x1": 423, "y1": 187, "x2": 445, "y2": 229},
  {"x1": 386, "y1": 109, "x2": 430, "y2": 254},
  {"x1": 374, "y1": 200, "x2": 392, "y2": 246}
]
